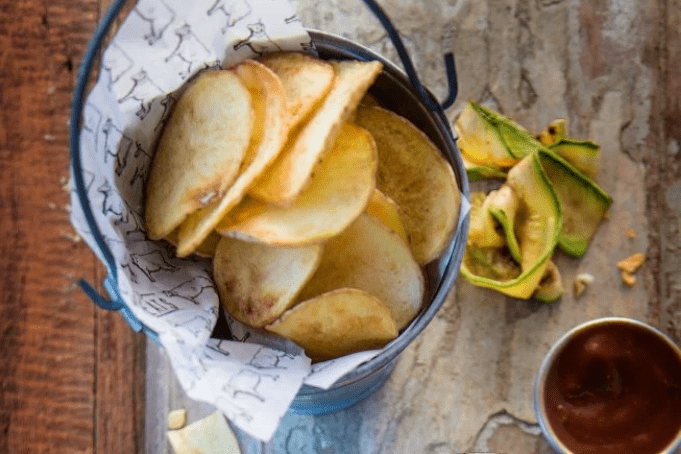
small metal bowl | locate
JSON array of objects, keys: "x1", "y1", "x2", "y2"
[{"x1": 534, "y1": 317, "x2": 681, "y2": 453}]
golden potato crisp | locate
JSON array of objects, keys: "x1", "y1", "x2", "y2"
[
  {"x1": 257, "y1": 52, "x2": 335, "y2": 131},
  {"x1": 175, "y1": 60, "x2": 289, "y2": 257},
  {"x1": 145, "y1": 70, "x2": 253, "y2": 239},
  {"x1": 267, "y1": 288, "x2": 398, "y2": 362},
  {"x1": 248, "y1": 59, "x2": 382, "y2": 205},
  {"x1": 216, "y1": 123, "x2": 377, "y2": 246},
  {"x1": 164, "y1": 228, "x2": 220, "y2": 258},
  {"x1": 213, "y1": 236, "x2": 323, "y2": 328},
  {"x1": 355, "y1": 106, "x2": 460, "y2": 264},
  {"x1": 297, "y1": 213, "x2": 424, "y2": 330},
  {"x1": 365, "y1": 188, "x2": 409, "y2": 244}
]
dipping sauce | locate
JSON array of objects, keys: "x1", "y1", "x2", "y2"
[{"x1": 544, "y1": 320, "x2": 681, "y2": 453}]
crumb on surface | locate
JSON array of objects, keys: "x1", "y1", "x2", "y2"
[
  {"x1": 573, "y1": 273, "x2": 594, "y2": 299},
  {"x1": 167, "y1": 408, "x2": 187, "y2": 430},
  {"x1": 617, "y1": 253, "x2": 645, "y2": 274},
  {"x1": 621, "y1": 270, "x2": 636, "y2": 287}
]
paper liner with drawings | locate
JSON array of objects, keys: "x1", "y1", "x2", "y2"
[{"x1": 68, "y1": 0, "x2": 333, "y2": 442}]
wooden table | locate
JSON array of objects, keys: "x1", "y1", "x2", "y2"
[{"x1": 2, "y1": 0, "x2": 681, "y2": 453}]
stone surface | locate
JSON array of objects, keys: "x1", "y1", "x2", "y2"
[{"x1": 146, "y1": 0, "x2": 680, "y2": 452}]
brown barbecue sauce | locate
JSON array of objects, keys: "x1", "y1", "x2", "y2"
[{"x1": 544, "y1": 321, "x2": 681, "y2": 453}]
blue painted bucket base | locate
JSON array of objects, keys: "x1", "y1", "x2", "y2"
[{"x1": 289, "y1": 359, "x2": 396, "y2": 415}]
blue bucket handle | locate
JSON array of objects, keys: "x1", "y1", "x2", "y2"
[{"x1": 70, "y1": 0, "x2": 458, "y2": 338}]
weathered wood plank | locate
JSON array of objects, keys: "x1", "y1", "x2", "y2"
[
  {"x1": 661, "y1": 0, "x2": 681, "y2": 344},
  {"x1": 0, "y1": 1, "x2": 145, "y2": 452},
  {"x1": 0, "y1": 1, "x2": 99, "y2": 452}
]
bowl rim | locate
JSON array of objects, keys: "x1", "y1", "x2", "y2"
[{"x1": 533, "y1": 316, "x2": 681, "y2": 453}]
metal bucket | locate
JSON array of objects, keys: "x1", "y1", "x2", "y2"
[{"x1": 70, "y1": 0, "x2": 469, "y2": 416}]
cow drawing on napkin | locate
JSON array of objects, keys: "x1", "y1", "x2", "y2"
[
  {"x1": 126, "y1": 249, "x2": 179, "y2": 283},
  {"x1": 233, "y1": 20, "x2": 282, "y2": 56},
  {"x1": 102, "y1": 43, "x2": 133, "y2": 85},
  {"x1": 162, "y1": 275, "x2": 215, "y2": 306},
  {"x1": 248, "y1": 347, "x2": 294, "y2": 370},
  {"x1": 154, "y1": 93, "x2": 176, "y2": 132},
  {"x1": 127, "y1": 141, "x2": 152, "y2": 189},
  {"x1": 207, "y1": 339, "x2": 232, "y2": 357},
  {"x1": 165, "y1": 23, "x2": 211, "y2": 78},
  {"x1": 223, "y1": 369, "x2": 278, "y2": 402},
  {"x1": 135, "y1": 293, "x2": 180, "y2": 317},
  {"x1": 101, "y1": 118, "x2": 133, "y2": 176},
  {"x1": 97, "y1": 179, "x2": 145, "y2": 236},
  {"x1": 132, "y1": 0, "x2": 175, "y2": 45},
  {"x1": 207, "y1": 0, "x2": 251, "y2": 34},
  {"x1": 117, "y1": 69, "x2": 162, "y2": 119},
  {"x1": 172, "y1": 314, "x2": 213, "y2": 339}
]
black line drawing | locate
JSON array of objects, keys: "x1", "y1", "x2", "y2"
[
  {"x1": 222, "y1": 369, "x2": 278, "y2": 402},
  {"x1": 176, "y1": 347, "x2": 209, "y2": 389},
  {"x1": 134, "y1": 292, "x2": 180, "y2": 316},
  {"x1": 120, "y1": 261, "x2": 140, "y2": 284},
  {"x1": 248, "y1": 347, "x2": 295, "y2": 370},
  {"x1": 215, "y1": 396, "x2": 253, "y2": 424},
  {"x1": 74, "y1": 169, "x2": 96, "y2": 196},
  {"x1": 207, "y1": 0, "x2": 252, "y2": 34},
  {"x1": 102, "y1": 43, "x2": 134, "y2": 85},
  {"x1": 132, "y1": 0, "x2": 175, "y2": 45},
  {"x1": 162, "y1": 275, "x2": 215, "y2": 306},
  {"x1": 101, "y1": 118, "x2": 134, "y2": 176},
  {"x1": 117, "y1": 69, "x2": 163, "y2": 119},
  {"x1": 225, "y1": 316, "x2": 251, "y2": 343},
  {"x1": 98, "y1": 179, "x2": 127, "y2": 217},
  {"x1": 82, "y1": 103, "x2": 103, "y2": 139},
  {"x1": 127, "y1": 249, "x2": 180, "y2": 282},
  {"x1": 154, "y1": 92, "x2": 176, "y2": 132},
  {"x1": 164, "y1": 23, "x2": 211, "y2": 78},
  {"x1": 101, "y1": 231, "x2": 125, "y2": 250},
  {"x1": 128, "y1": 141, "x2": 152, "y2": 188},
  {"x1": 284, "y1": 14, "x2": 299, "y2": 24},
  {"x1": 206, "y1": 339, "x2": 232, "y2": 357},
  {"x1": 97, "y1": 179, "x2": 146, "y2": 237},
  {"x1": 172, "y1": 314, "x2": 212, "y2": 338},
  {"x1": 311, "y1": 359, "x2": 337, "y2": 374},
  {"x1": 233, "y1": 20, "x2": 283, "y2": 56}
]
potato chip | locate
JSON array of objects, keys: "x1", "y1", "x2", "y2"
[
  {"x1": 165, "y1": 228, "x2": 220, "y2": 258},
  {"x1": 297, "y1": 213, "x2": 424, "y2": 330},
  {"x1": 365, "y1": 189, "x2": 409, "y2": 244},
  {"x1": 257, "y1": 52, "x2": 335, "y2": 131},
  {"x1": 248, "y1": 59, "x2": 382, "y2": 205},
  {"x1": 167, "y1": 411, "x2": 240, "y2": 454},
  {"x1": 216, "y1": 123, "x2": 377, "y2": 246},
  {"x1": 213, "y1": 236, "x2": 323, "y2": 328},
  {"x1": 355, "y1": 106, "x2": 460, "y2": 264},
  {"x1": 145, "y1": 70, "x2": 253, "y2": 239},
  {"x1": 267, "y1": 288, "x2": 398, "y2": 362},
  {"x1": 175, "y1": 60, "x2": 289, "y2": 257}
]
